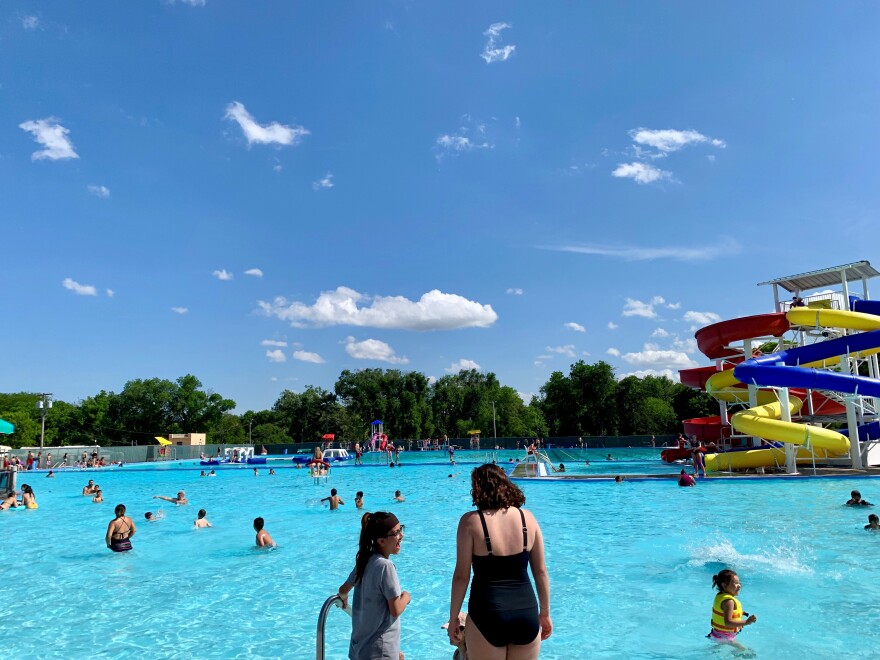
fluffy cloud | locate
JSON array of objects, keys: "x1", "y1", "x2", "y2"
[
  {"x1": 629, "y1": 128, "x2": 726, "y2": 154},
  {"x1": 293, "y1": 350, "x2": 325, "y2": 364},
  {"x1": 62, "y1": 278, "x2": 96, "y2": 296},
  {"x1": 606, "y1": 347, "x2": 621, "y2": 357},
  {"x1": 608, "y1": 322, "x2": 619, "y2": 330},
  {"x1": 224, "y1": 101, "x2": 309, "y2": 147},
  {"x1": 564, "y1": 322, "x2": 586, "y2": 333},
  {"x1": 651, "y1": 328, "x2": 670, "y2": 338},
  {"x1": 481, "y1": 22, "x2": 516, "y2": 64},
  {"x1": 344, "y1": 337, "x2": 408, "y2": 364},
  {"x1": 19, "y1": 118, "x2": 79, "y2": 161},
  {"x1": 261, "y1": 339, "x2": 287, "y2": 347},
  {"x1": 618, "y1": 368, "x2": 680, "y2": 382},
  {"x1": 541, "y1": 238, "x2": 741, "y2": 262},
  {"x1": 312, "y1": 173, "x2": 334, "y2": 190},
  {"x1": 435, "y1": 133, "x2": 492, "y2": 158},
  {"x1": 21, "y1": 15, "x2": 39, "y2": 29},
  {"x1": 244, "y1": 268, "x2": 263, "y2": 278},
  {"x1": 266, "y1": 349, "x2": 287, "y2": 363},
  {"x1": 446, "y1": 358, "x2": 481, "y2": 373},
  {"x1": 620, "y1": 345, "x2": 699, "y2": 370},
  {"x1": 106, "y1": 289, "x2": 115, "y2": 298},
  {"x1": 506, "y1": 287, "x2": 524, "y2": 296},
  {"x1": 258, "y1": 286, "x2": 497, "y2": 331},
  {"x1": 672, "y1": 337, "x2": 698, "y2": 353},
  {"x1": 611, "y1": 162, "x2": 671, "y2": 184},
  {"x1": 87, "y1": 185, "x2": 110, "y2": 198},
  {"x1": 212, "y1": 269, "x2": 233, "y2": 281},
  {"x1": 623, "y1": 297, "x2": 658, "y2": 319},
  {"x1": 546, "y1": 344, "x2": 576, "y2": 358},
  {"x1": 171, "y1": 307, "x2": 189, "y2": 314},
  {"x1": 683, "y1": 310, "x2": 721, "y2": 326}
]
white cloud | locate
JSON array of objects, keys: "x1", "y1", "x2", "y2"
[
  {"x1": 623, "y1": 298, "x2": 658, "y2": 319},
  {"x1": 261, "y1": 339, "x2": 287, "y2": 347},
  {"x1": 518, "y1": 391, "x2": 534, "y2": 404},
  {"x1": 62, "y1": 278, "x2": 96, "y2": 296},
  {"x1": 606, "y1": 347, "x2": 621, "y2": 357},
  {"x1": 344, "y1": 337, "x2": 408, "y2": 364},
  {"x1": 435, "y1": 133, "x2": 492, "y2": 158},
  {"x1": 667, "y1": 302, "x2": 681, "y2": 309},
  {"x1": 506, "y1": 287, "x2": 524, "y2": 296},
  {"x1": 621, "y1": 345, "x2": 699, "y2": 370},
  {"x1": 270, "y1": 376, "x2": 278, "y2": 382},
  {"x1": 258, "y1": 286, "x2": 497, "y2": 331},
  {"x1": 672, "y1": 337, "x2": 698, "y2": 354},
  {"x1": 171, "y1": 307, "x2": 189, "y2": 314},
  {"x1": 224, "y1": 101, "x2": 309, "y2": 147},
  {"x1": 540, "y1": 237, "x2": 741, "y2": 262},
  {"x1": 564, "y1": 322, "x2": 586, "y2": 333},
  {"x1": 178, "y1": 0, "x2": 207, "y2": 5},
  {"x1": 427, "y1": 375, "x2": 437, "y2": 385},
  {"x1": 618, "y1": 368, "x2": 680, "y2": 382},
  {"x1": 266, "y1": 349, "x2": 287, "y2": 363},
  {"x1": 481, "y1": 22, "x2": 516, "y2": 63},
  {"x1": 446, "y1": 358, "x2": 481, "y2": 373},
  {"x1": 293, "y1": 350, "x2": 325, "y2": 364},
  {"x1": 21, "y1": 16, "x2": 39, "y2": 30},
  {"x1": 629, "y1": 128, "x2": 726, "y2": 154},
  {"x1": 651, "y1": 328, "x2": 670, "y2": 338},
  {"x1": 312, "y1": 173, "x2": 334, "y2": 190},
  {"x1": 19, "y1": 118, "x2": 79, "y2": 161},
  {"x1": 608, "y1": 322, "x2": 619, "y2": 330},
  {"x1": 212, "y1": 269, "x2": 233, "y2": 281},
  {"x1": 683, "y1": 310, "x2": 721, "y2": 326},
  {"x1": 536, "y1": 354, "x2": 554, "y2": 360},
  {"x1": 546, "y1": 345, "x2": 576, "y2": 358},
  {"x1": 87, "y1": 185, "x2": 110, "y2": 198},
  {"x1": 611, "y1": 161, "x2": 671, "y2": 184},
  {"x1": 105, "y1": 289, "x2": 115, "y2": 298},
  {"x1": 244, "y1": 268, "x2": 263, "y2": 278}
]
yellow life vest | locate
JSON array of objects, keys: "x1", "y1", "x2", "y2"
[{"x1": 711, "y1": 592, "x2": 743, "y2": 633}]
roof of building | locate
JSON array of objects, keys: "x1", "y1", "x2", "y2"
[{"x1": 757, "y1": 261, "x2": 879, "y2": 293}]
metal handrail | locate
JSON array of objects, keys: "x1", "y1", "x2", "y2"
[{"x1": 316, "y1": 594, "x2": 350, "y2": 660}]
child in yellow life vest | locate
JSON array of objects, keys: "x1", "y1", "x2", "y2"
[{"x1": 708, "y1": 569, "x2": 757, "y2": 643}]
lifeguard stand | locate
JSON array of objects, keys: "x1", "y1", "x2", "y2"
[{"x1": 468, "y1": 430, "x2": 481, "y2": 450}]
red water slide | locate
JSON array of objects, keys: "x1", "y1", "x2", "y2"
[{"x1": 677, "y1": 313, "x2": 791, "y2": 448}]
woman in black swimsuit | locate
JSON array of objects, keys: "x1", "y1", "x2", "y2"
[
  {"x1": 105, "y1": 504, "x2": 136, "y2": 552},
  {"x1": 449, "y1": 464, "x2": 552, "y2": 659}
]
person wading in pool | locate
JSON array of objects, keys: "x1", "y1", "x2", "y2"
[
  {"x1": 322, "y1": 488, "x2": 345, "y2": 510},
  {"x1": 106, "y1": 504, "x2": 136, "y2": 552},
  {"x1": 338, "y1": 512, "x2": 410, "y2": 660},
  {"x1": 254, "y1": 517, "x2": 276, "y2": 548},
  {"x1": 449, "y1": 464, "x2": 552, "y2": 659},
  {"x1": 153, "y1": 490, "x2": 189, "y2": 505}
]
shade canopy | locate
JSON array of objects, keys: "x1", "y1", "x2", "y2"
[
  {"x1": 154, "y1": 436, "x2": 172, "y2": 446},
  {"x1": 0, "y1": 418, "x2": 14, "y2": 435},
  {"x1": 758, "y1": 261, "x2": 879, "y2": 294},
  {"x1": 322, "y1": 433, "x2": 335, "y2": 440}
]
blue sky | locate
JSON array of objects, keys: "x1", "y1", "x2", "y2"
[{"x1": 3, "y1": 2, "x2": 879, "y2": 413}]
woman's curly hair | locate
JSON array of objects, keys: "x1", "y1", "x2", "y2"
[{"x1": 471, "y1": 464, "x2": 525, "y2": 510}]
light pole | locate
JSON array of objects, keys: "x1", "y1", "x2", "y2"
[
  {"x1": 491, "y1": 401, "x2": 497, "y2": 439},
  {"x1": 248, "y1": 420, "x2": 253, "y2": 445},
  {"x1": 37, "y1": 393, "x2": 53, "y2": 451}
]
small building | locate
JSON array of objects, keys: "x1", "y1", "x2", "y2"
[{"x1": 168, "y1": 433, "x2": 206, "y2": 446}]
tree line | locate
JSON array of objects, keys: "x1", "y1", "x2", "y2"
[{"x1": 0, "y1": 362, "x2": 715, "y2": 448}]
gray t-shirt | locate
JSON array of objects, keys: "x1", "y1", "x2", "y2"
[{"x1": 347, "y1": 554, "x2": 402, "y2": 660}]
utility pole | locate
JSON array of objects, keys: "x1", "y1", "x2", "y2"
[
  {"x1": 37, "y1": 393, "x2": 53, "y2": 451},
  {"x1": 249, "y1": 420, "x2": 253, "y2": 445},
  {"x1": 491, "y1": 400, "x2": 497, "y2": 439}
]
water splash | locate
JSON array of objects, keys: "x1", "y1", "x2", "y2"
[{"x1": 687, "y1": 537, "x2": 813, "y2": 576}]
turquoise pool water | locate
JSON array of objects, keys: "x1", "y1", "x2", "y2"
[{"x1": 2, "y1": 451, "x2": 879, "y2": 658}]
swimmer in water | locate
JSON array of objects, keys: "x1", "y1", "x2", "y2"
[
  {"x1": 866, "y1": 514, "x2": 880, "y2": 530},
  {"x1": 82, "y1": 480, "x2": 96, "y2": 496},
  {"x1": 144, "y1": 511, "x2": 165, "y2": 521},
  {"x1": 847, "y1": 490, "x2": 874, "y2": 506},
  {"x1": 321, "y1": 488, "x2": 345, "y2": 510},
  {"x1": 92, "y1": 489, "x2": 105, "y2": 503},
  {"x1": 707, "y1": 569, "x2": 756, "y2": 646},
  {"x1": 678, "y1": 470, "x2": 696, "y2": 487},
  {"x1": 269, "y1": 469, "x2": 276, "y2": 475},
  {"x1": 194, "y1": 509, "x2": 212, "y2": 528},
  {"x1": 394, "y1": 490, "x2": 405, "y2": 502},
  {"x1": 106, "y1": 504, "x2": 136, "y2": 552},
  {"x1": 254, "y1": 517, "x2": 276, "y2": 548},
  {"x1": 355, "y1": 491, "x2": 364, "y2": 509},
  {"x1": 153, "y1": 490, "x2": 189, "y2": 505}
]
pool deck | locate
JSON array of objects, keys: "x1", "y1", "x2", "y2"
[{"x1": 521, "y1": 466, "x2": 880, "y2": 481}]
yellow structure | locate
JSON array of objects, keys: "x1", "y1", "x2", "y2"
[{"x1": 167, "y1": 433, "x2": 206, "y2": 446}]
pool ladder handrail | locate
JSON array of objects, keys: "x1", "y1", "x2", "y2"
[{"x1": 316, "y1": 593, "x2": 350, "y2": 660}]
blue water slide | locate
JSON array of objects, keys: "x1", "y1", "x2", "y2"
[
  {"x1": 734, "y1": 329, "x2": 880, "y2": 397},
  {"x1": 840, "y1": 421, "x2": 880, "y2": 441},
  {"x1": 852, "y1": 299, "x2": 880, "y2": 317}
]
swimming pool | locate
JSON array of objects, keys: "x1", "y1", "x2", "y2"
[{"x1": 2, "y1": 454, "x2": 878, "y2": 658}]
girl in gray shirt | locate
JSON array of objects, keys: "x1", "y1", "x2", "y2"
[{"x1": 338, "y1": 512, "x2": 411, "y2": 660}]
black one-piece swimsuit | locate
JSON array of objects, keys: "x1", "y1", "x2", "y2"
[{"x1": 468, "y1": 508, "x2": 540, "y2": 647}]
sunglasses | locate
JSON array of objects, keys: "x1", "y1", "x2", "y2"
[{"x1": 385, "y1": 525, "x2": 405, "y2": 538}]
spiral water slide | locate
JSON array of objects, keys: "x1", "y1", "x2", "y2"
[{"x1": 702, "y1": 308, "x2": 880, "y2": 471}]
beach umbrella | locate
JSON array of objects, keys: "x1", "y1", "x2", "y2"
[
  {"x1": 0, "y1": 418, "x2": 14, "y2": 435},
  {"x1": 154, "y1": 436, "x2": 172, "y2": 446}
]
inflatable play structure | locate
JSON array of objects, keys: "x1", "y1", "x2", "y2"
[{"x1": 679, "y1": 261, "x2": 880, "y2": 473}]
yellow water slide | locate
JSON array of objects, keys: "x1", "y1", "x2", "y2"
[{"x1": 704, "y1": 308, "x2": 880, "y2": 471}]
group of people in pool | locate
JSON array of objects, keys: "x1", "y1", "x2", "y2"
[
  {"x1": 0, "y1": 483, "x2": 38, "y2": 510},
  {"x1": 336, "y1": 464, "x2": 552, "y2": 660}
]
